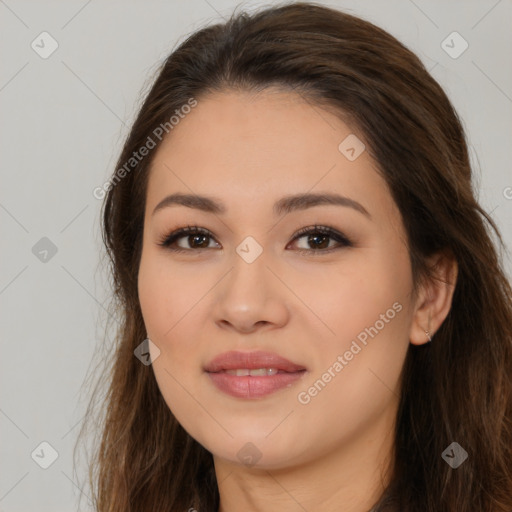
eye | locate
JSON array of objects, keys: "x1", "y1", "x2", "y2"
[
  {"x1": 288, "y1": 225, "x2": 353, "y2": 254},
  {"x1": 157, "y1": 224, "x2": 353, "y2": 254},
  {"x1": 157, "y1": 225, "x2": 219, "y2": 253}
]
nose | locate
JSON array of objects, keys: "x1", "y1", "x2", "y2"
[{"x1": 212, "y1": 252, "x2": 290, "y2": 334}]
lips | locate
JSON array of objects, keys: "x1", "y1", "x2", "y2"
[
  {"x1": 204, "y1": 350, "x2": 307, "y2": 399},
  {"x1": 204, "y1": 350, "x2": 306, "y2": 373}
]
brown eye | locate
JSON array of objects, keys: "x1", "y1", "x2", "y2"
[
  {"x1": 158, "y1": 224, "x2": 352, "y2": 255},
  {"x1": 289, "y1": 225, "x2": 352, "y2": 254},
  {"x1": 158, "y1": 226, "x2": 220, "y2": 252}
]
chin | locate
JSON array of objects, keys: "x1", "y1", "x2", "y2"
[{"x1": 199, "y1": 433, "x2": 308, "y2": 470}]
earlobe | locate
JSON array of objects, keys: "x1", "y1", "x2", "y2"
[{"x1": 409, "y1": 251, "x2": 458, "y2": 346}]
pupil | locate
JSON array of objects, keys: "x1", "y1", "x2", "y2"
[
  {"x1": 309, "y1": 234, "x2": 328, "y2": 249},
  {"x1": 191, "y1": 234, "x2": 209, "y2": 248}
]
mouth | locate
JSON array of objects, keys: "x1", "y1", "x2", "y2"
[
  {"x1": 223, "y1": 368, "x2": 284, "y2": 376},
  {"x1": 204, "y1": 350, "x2": 307, "y2": 399}
]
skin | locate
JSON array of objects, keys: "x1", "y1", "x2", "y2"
[{"x1": 137, "y1": 88, "x2": 458, "y2": 512}]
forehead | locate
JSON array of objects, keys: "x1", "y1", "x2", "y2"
[
  {"x1": 146, "y1": 88, "x2": 395, "y2": 224},
  {"x1": 152, "y1": 88, "x2": 356, "y2": 175}
]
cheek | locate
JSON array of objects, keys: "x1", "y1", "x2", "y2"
[
  {"x1": 292, "y1": 266, "x2": 410, "y2": 452},
  {"x1": 138, "y1": 254, "x2": 168, "y2": 336},
  {"x1": 138, "y1": 251, "x2": 178, "y2": 367},
  {"x1": 137, "y1": 250, "x2": 207, "y2": 373},
  {"x1": 138, "y1": 254, "x2": 204, "y2": 421},
  {"x1": 295, "y1": 247, "x2": 412, "y2": 411},
  {"x1": 301, "y1": 248, "x2": 411, "y2": 343},
  {"x1": 139, "y1": 246, "x2": 187, "y2": 331}
]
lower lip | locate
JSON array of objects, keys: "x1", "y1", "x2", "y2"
[{"x1": 206, "y1": 371, "x2": 306, "y2": 399}]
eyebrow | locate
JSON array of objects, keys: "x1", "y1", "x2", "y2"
[{"x1": 152, "y1": 192, "x2": 371, "y2": 219}]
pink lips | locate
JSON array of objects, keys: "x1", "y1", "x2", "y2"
[{"x1": 204, "y1": 350, "x2": 307, "y2": 399}]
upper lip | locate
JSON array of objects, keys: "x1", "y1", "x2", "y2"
[{"x1": 204, "y1": 350, "x2": 307, "y2": 373}]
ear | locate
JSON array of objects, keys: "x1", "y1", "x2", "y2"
[{"x1": 409, "y1": 250, "x2": 458, "y2": 346}]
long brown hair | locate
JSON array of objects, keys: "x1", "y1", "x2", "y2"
[{"x1": 75, "y1": 2, "x2": 512, "y2": 511}]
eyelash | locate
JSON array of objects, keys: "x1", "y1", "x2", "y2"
[{"x1": 157, "y1": 224, "x2": 353, "y2": 255}]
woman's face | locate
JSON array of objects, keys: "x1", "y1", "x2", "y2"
[{"x1": 138, "y1": 88, "x2": 422, "y2": 470}]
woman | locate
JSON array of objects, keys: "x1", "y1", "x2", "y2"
[{"x1": 76, "y1": 2, "x2": 512, "y2": 511}]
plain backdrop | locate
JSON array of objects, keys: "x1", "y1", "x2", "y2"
[{"x1": 1, "y1": 0, "x2": 511, "y2": 510}]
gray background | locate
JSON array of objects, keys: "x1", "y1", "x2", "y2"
[{"x1": 1, "y1": 0, "x2": 511, "y2": 510}]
